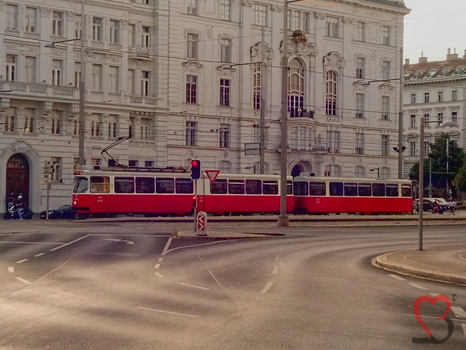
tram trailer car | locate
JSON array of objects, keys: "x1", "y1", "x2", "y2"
[
  {"x1": 293, "y1": 175, "x2": 413, "y2": 215},
  {"x1": 72, "y1": 167, "x2": 294, "y2": 217}
]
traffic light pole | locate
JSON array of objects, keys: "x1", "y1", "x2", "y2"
[{"x1": 193, "y1": 179, "x2": 198, "y2": 232}]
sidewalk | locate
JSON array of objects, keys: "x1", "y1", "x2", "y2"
[{"x1": 375, "y1": 245, "x2": 466, "y2": 286}]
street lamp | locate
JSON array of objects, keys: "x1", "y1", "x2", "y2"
[
  {"x1": 279, "y1": 0, "x2": 303, "y2": 227},
  {"x1": 369, "y1": 168, "x2": 380, "y2": 178},
  {"x1": 418, "y1": 117, "x2": 456, "y2": 250}
]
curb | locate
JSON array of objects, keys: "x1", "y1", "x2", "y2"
[{"x1": 374, "y1": 252, "x2": 466, "y2": 286}]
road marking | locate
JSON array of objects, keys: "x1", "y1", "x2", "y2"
[
  {"x1": 16, "y1": 259, "x2": 28, "y2": 264},
  {"x1": 34, "y1": 253, "x2": 45, "y2": 257},
  {"x1": 452, "y1": 306, "x2": 466, "y2": 319},
  {"x1": 158, "y1": 257, "x2": 164, "y2": 262},
  {"x1": 137, "y1": 306, "x2": 200, "y2": 318},
  {"x1": 154, "y1": 272, "x2": 164, "y2": 278},
  {"x1": 103, "y1": 238, "x2": 134, "y2": 245},
  {"x1": 462, "y1": 324, "x2": 466, "y2": 339},
  {"x1": 50, "y1": 234, "x2": 90, "y2": 252},
  {"x1": 408, "y1": 282, "x2": 428, "y2": 290},
  {"x1": 388, "y1": 274, "x2": 406, "y2": 281},
  {"x1": 161, "y1": 237, "x2": 172, "y2": 256},
  {"x1": 34, "y1": 256, "x2": 73, "y2": 283},
  {"x1": 15, "y1": 277, "x2": 31, "y2": 284},
  {"x1": 261, "y1": 281, "x2": 274, "y2": 294},
  {"x1": 273, "y1": 266, "x2": 279, "y2": 274},
  {"x1": 8, "y1": 266, "x2": 14, "y2": 273},
  {"x1": 154, "y1": 264, "x2": 161, "y2": 269},
  {"x1": 178, "y1": 282, "x2": 210, "y2": 290}
]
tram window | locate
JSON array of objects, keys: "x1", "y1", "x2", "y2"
[
  {"x1": 73, "y1": 177, "x2": 89, "y2": 193},
  {"x1": 329, "y1": 182, "x2": 343, "y2": 196},
  {"x1": 263, "y1": 181, "x2": 278, "y2": 195},
  {"x1": 358, "y1": 183, "x2": 371, "y2": 196},
  {"x1": 293, "y1": 182, "x2": 308, "y2": 196},
  {"x1": 176, "y1": 178, "x2": 194, "y2": 193},
  {"x1": 156, "y1": 177, "x2": 174, "y2": 193},
  {"x1": 344, "y1": 183, "x2": 357, "y2": 196},
  {"x1": 287, "y1": 181, "x2": 293, "y2": 195},
  {"x1": 90, "y1": 176, "x2": 110, "y2": 193},
  {"x1": 211, "y1": 179, "x2": 227, "y2": 194},
  {"x1": 136, "y1": 177, "x2": 155, "y2": 193},
  {"x1": 309, "y1": 182, "x2": 326, "y2": 196},
  {"x1": 229, "y1": 179, "x2": 245, "y2": 194},
  {"x1": 115, "y1": 177, "x2": 135, "y2": 193},
  {"x1": 386, "y1": 184, "x2": 399, "y2": 197},
  {"x1": 402, "y1": 184, "x2": 412, "y2": 197},
  {"x1": 372, "y1": 183, "x2": 385, "y2": 196},
  {"x1": 246, "y1": 179, "x2": 262, "y2": 194}
]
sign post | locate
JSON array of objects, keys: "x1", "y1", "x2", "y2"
[{"x1": 196, "y1": 211, "x2": 207, "y2": 236}]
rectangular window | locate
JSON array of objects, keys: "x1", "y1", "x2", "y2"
[
  {"x1": 452, "y1": 111, "x2": 458, "y2": 123},
  {"x1": 424, "y1": 92, "x2": 430, "y2": 103},
  {"x1": 382, "y1": 26, "x2": 390, "y2": 45},
  {"x1": 25, "y1": 56, "x2": 37, "y2": 83},
  {"x1": 25, "y1": 7, "x2": 37, "y2": 33},
  {"x1": 92, "y1": 17, "x2": 103, "y2": 41},
  {"x1": 410, "y1": 141, "x2": 416, "y2": 157},
  {"x1": 186, "y1": 75, "x2": 197, "y2": 103},
  {"x1": 355, "y1": 93, "x2": 364, "y2": 118},
  {"x1": 355, "y1": 22, "x2": 365, "y2": 41},
  {"x1": 91, "y1": 64, "x2": 103, "y2": 91},
  {"x1": 253, "y1": 4, "x2": 267, "y2": 26},
  {"x1": 75, "y1": 15, "x2": 82, "y2": 38},
  {"x1": 386, "y1": 184, "x2": 398, "y2": 197},
  {"x1": 358, "y1": 183, "x2": 371, "y2": 196},
  {"x1": 140, "y1": 118, "x2": 149, "y2": 140},
  {"x1": 410, "y1": 93, "x2": 416, "y2": 104},
  {"x1": 6, "y1": 4, "x2": 18, "y2": 30},
  {"x1": 228, "y1": 179, "x2": 245, "y2": 194},
  {"x1": 309, "y1": 182, "x2": 325, "y2": 195},
  {"x1": 24, "y1": 108, "x2": 35, "y2": 133},
  {"x1": 156, "y1": 178, "x2": 175, "y2": 193},
  {"x1": 109, "y1": 20, "x2": 120, "y2": 44},
  {"x1": 51, "y1": 110, "x2": 62, "y2": 135},
  {"x1": 136, "y1": 177, "x2": 155, "y2": 193},
  {"x1": 437, "y1": 113, "x2": 443, "y2": 126},
  {"x1": 141, "y1": 26, "x2": 150, "y2": 47},
  {"x1": 452, "y1": 89, "x2": 458, "y2": 101},
  {"x1": 186, "y1": 121, "x2": 197, "y2": 146},
  {"x1": 187, "y1": 33, "x2": 199, "y2": 58},
  {"x1": 220, "y1": 38, "x2": 232, "y2": 63},
  {"x1": 175, "y1": 178, "x2": 194, "y2": 194},
  {"x1": 219, "y1": 0, "x2": 231, "y2": 20},
  {"x1": 219, "y1": 123, "x2": 230, "y2": 148},
  {"x1": 5, "y1": 108, "x2": 16, "y2": 132},
  {"x1": 326, "y1": 130, "x2": 340, "y2": 153},
  {"x1": 372, "y1": 183, "x2": 385, "y2": 196},
  {"x1": 381, "y1": 135, "x2": 390, "y2": 156},
  {"x1": 90, "y1": 113, "x2": 102, "y2": 137},
  {"x1": 108, "y1": 115, "x2": 118, "y2": 138},
  {"x1": 325, "y1": 17, "x2": 339, "y2": 38},
  {"x1": 108, "y1": 66, "x2": 119, "y2": 93},
  {"x1": 381, "y1": 96, "x2": 390, "y2": 120},
  {"x1": 90, "y1": 176, "x2": 110, "y2": 193},
  {"x1": 356, "y1": 57, "x2": 365, "y2": 79},
  {"x1": 141, "y1": 71, "x2": 150, "y2": 96},
  {"x1": 424, "y1": 114, "x2": 430, "y2": 126},
  {"x1": 356, "y1": 133, "x2": 364, "y2": 154},
  {"x1": 74, "y1": 62, "x2": 82, "y2": 88},
  {"x1": 382, "y1": 60, "x2": 391, "y2": 80},
  {"x1": 245, "y1": 179, "x2": 262, "y2": 194},
  {"x1": 115, "y1": 177, "x2": 135, "y2": 193},
  {"x1": 220, "y1": 79, "x2": 231, "y2": 106},
  {"x1": 263, "y1": 180, "x2": 278, "y2": 194},
  {"x1": 50, "y1": 157, "x2": 62, "y2": 182},
  {"x1": 253, "y1": 66, "x2": 261, "y2": 110},
  {"x1": 410, "y1": 115, "x2": 416, "y2": 128},
  {"x1": 6, "y1": 54, "x2": 16, "y2": 81},
  {"x1": 187, "y1": 0, "x2": 197, "y2": 15},
  {"x1": 438, "y1": 90, "x2": 444, "y2": 102},
  {"x1": 52, "y1": 60, "x2": 63, "y2": 86},
  {"x1": 211, "y1": 179, "x2": 227, "y2": 194},
  {"x1": 329, "y1": 182, "x2": 343, "y2": 196},
  {"x1": 344, "y1": 183, "x2": 358, "y2": 196},
  {"x1": 52, "y1": 11, "x2": 64, "y2": 36}
]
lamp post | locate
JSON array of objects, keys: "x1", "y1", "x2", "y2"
[
  {"x1": 369, "y1": 167, "x2": 380, "y2": 178},
  {"x1": 78, "y1": 0, "x2": 86, "y2": 167},
  {"x1": 279, "y1": 0, "x2": 303, "y2": 227}
]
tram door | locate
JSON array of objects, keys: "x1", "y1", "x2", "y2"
[{"x1": 5, "y1": 154, "x2": 30, "y2": 208}]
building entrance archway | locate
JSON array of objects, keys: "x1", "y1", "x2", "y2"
[{"x1": 6, "y1": 154, "x2": 30, "y2": 208}]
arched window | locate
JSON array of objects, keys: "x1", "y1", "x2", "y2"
[
  {"x1": 380, "y1": 167, "x2": 390, "y2": 179},
  {"x1": 324, "y1": 164, "x2": 341, "y2": 177},
  {"x1": 218, "y1": 160, "x2": 231, "y2": 174},
  {"x1": 325, "y1": 70, "x2": 337, "y2": 115},
  {"x1": 288, "y1": 59, "x2": 304, "y2": 117},
  {"x1": 355, "y1": 166, "x2": 365, "y2": 178}
]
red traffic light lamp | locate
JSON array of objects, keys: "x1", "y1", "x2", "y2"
[{"x1": 191, "y1": 160, "x2": 201, "y2": 179}]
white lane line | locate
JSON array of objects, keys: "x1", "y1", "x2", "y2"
[
  {"x1": 8, "y1": 266, "x2": 14, "y2": 273},
  {"x1": 154, "y1": 272, "x2": 164, "y2": 278},
  {"x1": 388, "y1": 274, "x2": 406, "y2": 281},
  {"x1": 34, "y1": 253, "x2": 45, "y2": 258},
  {"x1": 158, "y1": 257, "x2": 163, "y2": 262},
  {"x1": 137, "y1": 306, "x2": 200, "y2": 318},
  {"x1": 34, "y1": 256, "x2": 73, "y2": 283},
  {"x1": 261, "y1": 281, "x2": 274, "y2": 294},
  {"x1": 273, "y1": 266, "x2": 279, "y2": 275},
  {"x1": 452, "y1": 306, "x2": 466, "y2": 319},
  {"x1": 178, "y1": 282, "x2": 210, "y2": 290},
  {"x1": 50, "y1": 234, "x2": 90, "y2": 252},
  {"x1": 408, "y1": 282, "x2": 428, "y2": 290},
  {"x1": 16, "y1": 259, "x2": 28, "y2": 264},
  {"x1": 15, "y1": 277, "x2": 31, "y2": 284},
  {"x1": 161, "y1": 237, "x2": 172, "y2": 256},
  {"x1": 154, "y1": 264, "x2": 161, "y2": 269}
]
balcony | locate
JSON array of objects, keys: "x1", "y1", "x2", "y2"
[{"x1": 289, "y1": 108, "x2": 314, "y2": 118}]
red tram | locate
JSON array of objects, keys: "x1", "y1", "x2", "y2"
[
  {"x1": 72, "y1": 167, "x2": 294, "y2": 217},
  {"x1": 71, "y1": 167, "x2": 413, "y2": 217},
  {"x1": 293, "y1": 175, "x2": 413, "y2": 215}
]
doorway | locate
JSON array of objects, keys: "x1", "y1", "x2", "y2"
[{"x1": 6, "y1": 154, "x2": 30, "y2": 208}]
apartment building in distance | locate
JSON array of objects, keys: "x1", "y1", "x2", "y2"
[{"x1": 0, "y1": 0, "x2": 409, "y2": 213}]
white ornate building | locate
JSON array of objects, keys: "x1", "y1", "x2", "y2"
[{"x1": 0, "y1": 0, "x2": 409, "y2": 212}]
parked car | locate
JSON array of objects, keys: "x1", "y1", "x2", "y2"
[
  {"x1": 40, "y1": 205, "x2": 76, "y2": 219},
  {"x1": 413, "y1": 198, "x2": 455, "y2": 214}
]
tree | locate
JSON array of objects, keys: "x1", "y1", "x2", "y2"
[{"x1": 409, "y1": 133, "x2": 464, "y2": 198}]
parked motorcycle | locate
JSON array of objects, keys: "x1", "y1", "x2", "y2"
[{"x1": 3, "y1": 206, "x2": 33, "y2": 220}]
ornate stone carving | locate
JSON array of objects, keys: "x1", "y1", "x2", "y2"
[
  {"x1": 250, "y1": 41, "x2": 274, "y2": 65},
  {"x1": 242, "y1": 0, "x2": 253, "y2": 7}
]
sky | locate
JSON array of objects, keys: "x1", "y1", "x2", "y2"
[{"x1": 403, "y1": 0, "x2": 466, "y2": 63}]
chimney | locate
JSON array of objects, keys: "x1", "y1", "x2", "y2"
[
  {"x1": 418, "y1": 51, "x2": 427, "y2": 63},
  {"x1": 463, "y1": 49, "x2": 466, "y2": 59},
  {"x1": 405, "y1": 58, "x2": 410, "y2": 65},
  {"x1": 447, "y1": 47, "x2": 459, "y2": 60}
]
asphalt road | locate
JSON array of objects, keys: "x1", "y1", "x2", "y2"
[{"x1": 0, "y1": 220, "x2": 466, "y2": 349}]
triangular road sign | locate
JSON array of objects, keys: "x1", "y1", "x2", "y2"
[{"x1": 205, "y1": 170, "x2": 220, "y2": 183}]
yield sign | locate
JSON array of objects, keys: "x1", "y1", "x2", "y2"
[{"x1": 205, "y1": 170, "x2": 220, "y2": 183}]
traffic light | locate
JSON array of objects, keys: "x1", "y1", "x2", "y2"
[{"x1": 191, "y1": 159, "x2": 201, "y2": 179}]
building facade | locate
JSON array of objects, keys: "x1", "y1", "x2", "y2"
[
  {"x1": 0, "y1": 0, "x2": 409, "y2": 213},
  {"x1": 402, "y1": 49, "x2": 466, "y2": 181}
]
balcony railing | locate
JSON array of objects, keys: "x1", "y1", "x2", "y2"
[{"x1": 289, "y1": 108, "x2": 314, "y2": 118}]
